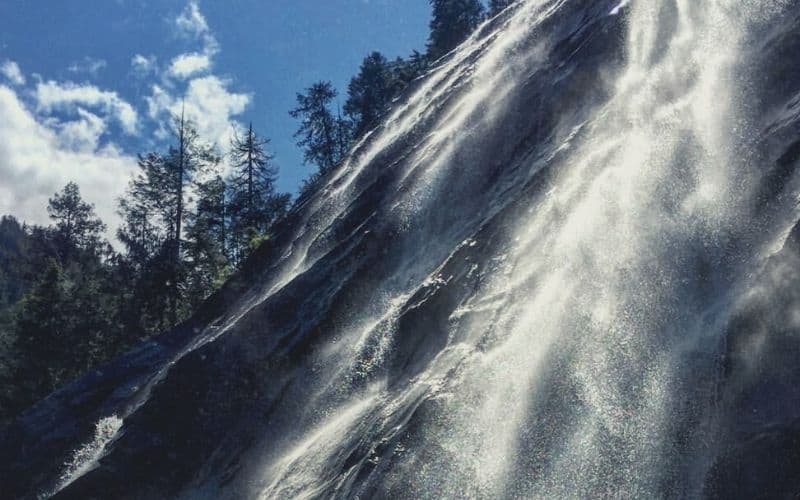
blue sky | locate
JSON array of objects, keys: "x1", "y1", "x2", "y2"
[{"x1": 0, "y1": 0, "x2": 430, "y2": 235}]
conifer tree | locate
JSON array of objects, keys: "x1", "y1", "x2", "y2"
[
  {"x1": 47, "y1": 182, "x2": 105, "y2": 257},
  {"x1": 227, "y1": 123, "x2": 288, "y2": 262},
  {"x1": 163, "y1": 111, "x2": 219, "y2": 321},
  {"x1": 345, "y1": 52, "x2": 393, "y2": 137},
  {"x1": 290, "y1": 81, "x2": 350, "y2": 173},
  {"x1": 117, "y1": 113, "x2": 219, "y2": 326},
  {"x1": 166, "y1": 112, "x2": 219, "y2": 266},
  {"x1": 186, "y1": 174, "x2": 229, "y2": 307},
  {"x1": 427, "y1": 0, "x2": 485, "y2": 60},
  {"x1": 391, "y1": 51, "x2": 429, "y2": 90}
]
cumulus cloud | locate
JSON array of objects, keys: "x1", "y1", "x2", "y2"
[
  {"x1": 184, "y1": 76, "x2": 250, "y2": 144},
  {"x1": 131, "y1": 54, "x2": 157, "y2": 75},
  {"x1": 1, "y1": 60, "x2": 25, "y2": 86},
  {"x1": 146, "y1": 1, "x2": 251, "y2": 154},
  {"x1": 54, "y1": 108, "x2": 108, "y2": 152},
  {"x1": 168, "y1": 1, "x2": 219, "y2": 82},
  {"x1": 35, "y1": 80, "x2": 139, "y2": 135},
  {"x1": 168, "y1": 52, "x2": 211, "y2": 79},
  {"x1": 146, "y1": 76, "x2": 250, "y2": 148},
  {"x1": 0, "y1": 85, "x2": 136, "y2": 238},
  {"x1": 0, "y1": 0, "x2": 255, "y2": 241}
]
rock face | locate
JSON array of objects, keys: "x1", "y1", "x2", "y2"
[{"x1": 4, "y1": 0, "x2": 800, "y2": 498}]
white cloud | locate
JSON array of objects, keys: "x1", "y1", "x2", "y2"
[
  {"x1": 145, "y1": 84, "x2": 172, "y2": 122},
  {"x1": 67, "y1": 57, "x2": 107, "y2": 75},
  {"x1": 145, "y1": 1, "x2": 250, "y2": 154},
  {"x1": 55, "y1": 108, "x2": 107, "y2": 152},
  {"x1": 0, "y1": 1, "x2": 255, "y2": 244},
  {"x1": 173, "y1": 1, "x2": 219, "y2": 60},
  {"x1": 35, "y1": 80, "x2": 139, "y2": 135},
  {"x1": 0, "y1": 85, "x2": 136, "y2": 239},
  {"x1": 176, "y1": 1, "x2": 210, "y2": 39},
  {"x1": 168, "y1": 52, "x2": 211, "y2": 79},
  {"x1": 1, "y1": 60, "x2": 25, "y2": 86},
  {"x1": 184, "y1": 76, "x2": 250, "y2": 143},
  {"x1": 131, "y1": 54, "x2": 157, "y2": 75},
  {"x1": 165, "y1": 2, "x2": 220, "y2": 84},
  {"x1": 146, "y1": 76, "x2": 250, "y2": 148}
]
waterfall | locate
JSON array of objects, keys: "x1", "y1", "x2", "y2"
[
  {"x1": 23, "y1": 1, "x2": 799, "y2": 498},
  {"x1": 244, "y1": 1, "x2": 792, "y2": 498},
  {"x1": 406, "y1": 1, "x2": 773, "y2": 497}
]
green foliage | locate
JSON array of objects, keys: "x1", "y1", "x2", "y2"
[
  {"x1": 290, "y1": 81, "x2": 351, "y2": 173},
  {"x1": 0, "y1": 216, "x2": 32, "y2": 313},
  {"x1": 227, "y1": 124, "x2": 289, "y2": 264},
  {"x1": 345, "y1": 52, "x2": 394, "y2": 137},
  {"x1": 427, "y1": 0, "x2": 485, "y2": 60},
  {"x1": 47, "y1": 182, "x2": 106, "y2": 257},
  {"x1": 0, "y1": 119, "x2": 290, "y2": 424},
  {"x1": 248, "y1": 232, "x2": 271, "y2": 251},
  {"x1": 344, "y1": 51, "x2": 430, "y2": 140},
  {"x1": 4, "y1": 250, "x2": 124, "y2": 420},
  {"x1": 186, "y1": 174, "x2": 230, "y2": 308}
]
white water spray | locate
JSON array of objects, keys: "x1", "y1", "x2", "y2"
[{"x1": 243, "y1": 1, "x2": 793, "y2": 498}]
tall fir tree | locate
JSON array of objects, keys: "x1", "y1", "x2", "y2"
[
  {"x1": 227, "y1": 123, "x2": 289, "y2": 262},
  {"x1": 186, "y1": 174, "x2": 230, "y2": 308},
  {"x1": 116, "y1": 152, "x2": 176, "y2": 332},
  {"x1": 345, "y1": 52, "x2": 394, "y2": 138},
  {"x1": 427, "y1": 0, "x2": 485, "y2": 60},
  {"x1": 47, "y1": 181, "x2": 106, "y2": 258},
  {"x1": 163, "y1": 111, "x2": 220, "y2": 322},
  {"x1": 117, "y1": 112, "x2": 219, "y2": 327},
  {"x1": 290, "y1": 81, "x2": 350, "y2": 174},
  {"x1": 391, "y1": 50, "x2": 429, "y2": 91}
]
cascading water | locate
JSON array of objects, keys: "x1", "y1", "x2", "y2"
[
  {"x1": 245, "y1": 1, "x2": 793, "y2": 498},
  {"x1": 393, "y1": 2, "x2": 776, "y2": 497},
  {"x1": 5, "y1": 0, "x2": 800, "y2": 498}
]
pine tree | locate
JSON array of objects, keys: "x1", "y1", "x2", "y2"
[
  {"x1": 186, "y1": 174, "x2": 229, "y2": 307},
  {"x1": 117, "y1": 113, "x2": 219, "y2": 327},
  {"x1": 12, "y1": 252, "x2": 122, "y2": 412},
  {"x1": 164, "y1": 111, "x2": 219, "y2": 322},
  {"x1": 335, "y1": 105, "x2": 353, "y2": 165},
  {"x1": 47, "y1": 182, "x2": 106, "y2": 257},
  {"x1": 117, "y1": 183, "x2": 162, "y2": 269},
  {"x1": 427, "y1": 0, "x2": 485, "y2": 60},
  {"x1": 391, "y1": 51, "x2": 429, "y2": 91},
  {"x1": 0, "y1": 216, "x2": 32, "y2": 314},
  {"x1": 227, "y1": 123, "x2": 289, "y2": 262},
  {"x1": 290, "y1": 81, "x2": 350, "y2": 173},
  {"x1": 12, "y1": 260, "x2": 67, "y2": 399},
  {"x1": 345, "y1": 52, "x2": 393, "y2": 138},
  {"x1": 166, "y1": 112, "x2": 218, "y2": 261}
]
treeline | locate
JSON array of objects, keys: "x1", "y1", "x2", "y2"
[
  {"x1": 117, "y1": 114, "x2": 290, "y2": 328},
  {"x1": 0, "y1": 0, "x2": 517, "y2": 425},
  {"x1": 0, "y1": 115, "x2": 288, "y2": 424},
  {"x1": 289, "y1": 0, "x2": 516, "y2": 196}
]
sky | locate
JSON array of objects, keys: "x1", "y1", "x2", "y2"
[{"x1": 0, "y1": 0, "x2": 430, "y2": 238}]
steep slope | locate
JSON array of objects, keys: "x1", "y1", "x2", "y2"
[{"x1": 4, "y1": 0, "x2": 800, "y2": 498}]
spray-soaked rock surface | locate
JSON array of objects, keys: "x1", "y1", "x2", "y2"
[{"x1": 4, "y1": 1, "x2": 800, "y2": 498}]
